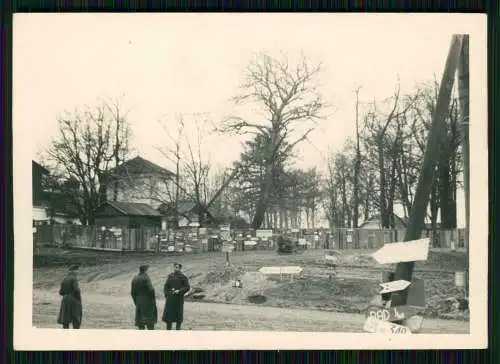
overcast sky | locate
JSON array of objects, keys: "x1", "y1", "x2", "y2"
[{"x1": 14, "y1": 13, "x2": 486, "y2": 227}]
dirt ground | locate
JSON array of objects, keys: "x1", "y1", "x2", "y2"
[{"x1": 33, "y1": 248, "x2": 470, "y2": 330}]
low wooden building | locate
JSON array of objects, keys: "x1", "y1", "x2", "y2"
[{"x1": 94, "y1": 201, "x2": 161, "y2": 229}]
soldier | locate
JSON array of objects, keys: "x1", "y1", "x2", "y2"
[
  {"x1": 57, "y1": 264, "x2": 83, "y2": 329},
  {"x1": 131, "y1": 264, "x2": 158, "y2": 330},
  {"x1": 162, "y1": 262, "x2": 190, "y2": 330}
]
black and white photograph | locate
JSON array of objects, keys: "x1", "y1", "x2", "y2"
[{"x1": 13, "y1": 13, "x2": 488, "y2": 350}]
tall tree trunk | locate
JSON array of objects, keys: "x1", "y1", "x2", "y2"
[
  {"x1": 252, "y1": 162, "x2": 273, "y2": 229},
  {"x1": 378, "y1": 143, "x2": 389, "y2": 228},
  {"x1": 311, "y1": 207, "x2": 315, "y2": 229},
  {"x1": 352, "y1": 87, "x2": 362, "y2": 228}
]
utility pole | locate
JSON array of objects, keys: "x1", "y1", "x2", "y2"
[
  {"x1": 457, "y1": 35, "x2": 470, "y2": 299},
  {"x1": 391, "y1": 35, "x2": 465, "y2": 307}
]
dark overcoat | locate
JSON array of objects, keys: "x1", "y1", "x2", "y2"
[
  {"x1": 131, "y1": 272, "x2": 158, "y2": 327},
  {"x1": 162, "y1": 272, "x2": 190, "y2": 323},
  {"x1": 57, "y1": 272, "x2": 83, "y2": 326}
]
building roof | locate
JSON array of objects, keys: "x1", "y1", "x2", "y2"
[
  {"x1": 100, "y1": 201, "x2": 162, "y2": 216},
  {"x1": 158, "y1": 199, "x2": 214, "y2": 218},
  {"x1": 32, "y1": 160, "x2": 50, "y2": 175},
  {"x1": 359, "y1": 214, "x2": 408, "y2": 228},
  {"x1": 106, "y1": 156, "x2": 174, "y2": 178}
]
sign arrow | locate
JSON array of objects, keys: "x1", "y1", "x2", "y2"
[
  {"x1": 379, "y1": 280, "x2": 411, "y2": 294},
  {"x1": 372, "y1": 238, "x2": 430, "y2": 265},
  {"x1": 259, "y1": 266, "x2": 303, "y2": 275}
]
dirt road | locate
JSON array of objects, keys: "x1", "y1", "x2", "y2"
[{"x1": 33, "y1": 289, "x2": 469, "y2": 333}]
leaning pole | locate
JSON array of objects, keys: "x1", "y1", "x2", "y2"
[{"x1": 390, "y1": 35, "x2": 465, "y2": 307}]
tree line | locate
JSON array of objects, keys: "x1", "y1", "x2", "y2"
[{"x1": 40, "y1": 53, "x2": 463, "y2": 231}]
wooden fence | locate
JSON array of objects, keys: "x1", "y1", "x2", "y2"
[{"x1": 32, "y1": 225, "x2": 467, "y2": 254}]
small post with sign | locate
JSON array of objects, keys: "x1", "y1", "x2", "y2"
[{"x1": 220, "y1": 224, "x2": 233, "y2": 265}]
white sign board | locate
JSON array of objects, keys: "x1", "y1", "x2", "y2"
[
  {"x1": 281, "y1": 266, "x2": 303, "y2": 275},
  {"x1": 379, "y1": 280, "x2": 411, "y2": 294},
  {"x1": 256, "y1": 229, "x2": 273, "y2": 238},
  {"x1": 372, "y1": 238, "x2": 430, "y2": 265},
  {"x1": 291, "y1": 228, "x2": 299, "y2": 233},
  {"x1": 298, "y1": 238, "x2": 307, "y2": 245},
  {"x1": 259, "y1": 267, "x2": 282, "y2": 275},
  {"x1": 259, "y1": 266, "x2": 303, "y2": 275},
  {"x1": 363, "y1": 316, "x2": 412, "y2": 334},
  {"x1": 244, "y1": 240, "x2": 257, "y2": 246}
]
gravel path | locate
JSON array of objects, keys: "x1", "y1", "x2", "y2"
[{"x1": 33, "y1": 289, "x2": 469, "y2": 333}]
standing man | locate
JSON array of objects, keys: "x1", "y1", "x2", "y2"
[
  {"x1": 162, "y1": 262, "x2": 190, "y2": 330},
  {"x1": 57, "y1": 264, "x2": 83, "y2": 329},
  {"x1": 131, "y1": 264, "x2": 158, "y2": 330}
]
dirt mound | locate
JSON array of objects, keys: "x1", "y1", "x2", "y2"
[
  {"x1": 203, "y1": 266, "x2": 246, "y2": 284},
  {"x1": 340, "y1": 253, "x2": 375, "y2": 266}
]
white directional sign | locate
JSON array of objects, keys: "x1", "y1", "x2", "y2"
[
  {"x1": 363, "y1": 316, "x2": 412, "y2": 334},
  {"x1": 259, "y1": 266, "x2": 303, "y2": 275},
  {"x1": 259, "y1": 267, "x2": 282, "y2": 275},
  {"x1": 372, "y1": 238, "x2": 430, "y2": 265},
  {"x1": 280, "y1": 266, "x2": 303, "y2": 275},
  {"x1": 256, "y1": 229, "x2": 273, "y2": 238},
  {"x1": 379, "y1": 280, "x2": 411, "y2": 294}
]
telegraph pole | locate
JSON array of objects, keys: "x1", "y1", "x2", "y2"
[
  {"x1": 391, "y1": 35, "x2": 465, "y2": 307},
  {"x1": 457, "y1": 35, "x2": 470, "y2": 299}
]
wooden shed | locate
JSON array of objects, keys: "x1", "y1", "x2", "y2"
[{"x1": 94, "y1": 201, "x2": 161, "y2": 229}]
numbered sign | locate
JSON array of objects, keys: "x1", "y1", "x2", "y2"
[
  {"x1": 363, "y1": 316, "x2": 412, "y2": 334},
  {"x1": 402, "y1": 315, "x2": 424, "y2": 333},
  {"x1": 365, "y1": 305, "x2": 422, "y2": 323}
]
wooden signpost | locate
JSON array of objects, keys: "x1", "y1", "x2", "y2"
[
  {"x1": 220, "y1": 224, "x2": 232, "y2": 265},
  {"x1": 259, "y1": 266, "x2": 303, "y2": 282},
  {"x1": 364, "y1": 238, "x2": 430, "y2": 334}
]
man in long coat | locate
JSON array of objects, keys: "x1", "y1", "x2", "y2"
[
  {"x1": 57, "y1": 265, "x2": 83, "y2": 329},
  {"x1": 131, "y1": 264, "x2": 158, "y2": 330},
  {"x1": 162, "y1": 262, "x2": 190, "y2": 330}
]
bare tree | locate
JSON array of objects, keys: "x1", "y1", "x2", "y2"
[
  {"x1": 362, "y1": 81, "x2": 419, "y2": 228},
  {"x1": 219, "y1": 52, "x2": 329, "y2": 228},
  {"x1": 352, "y1": 86, "x2": 363, "y2": 228},
  {"x1": 45, "y1": 99, "x2": 132, "y2": 224},
  {"x1": 156, "y1": 115, "x2": 239, "y2": 227}
]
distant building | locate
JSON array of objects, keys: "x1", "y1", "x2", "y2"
[
  {"x1": 103, "y1": 156, "x2": 175, "y2": 209},
  {"x1": 358, "y1": 214, "x2": 408, "y2": 230},
  {"x1": 32, "y1": 160, "x2": 81, "y2": 226}
]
